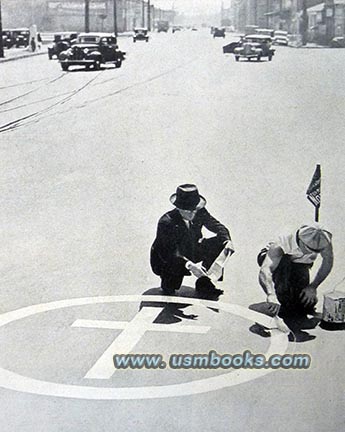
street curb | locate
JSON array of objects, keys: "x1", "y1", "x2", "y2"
[
  {"x1": 288, "y1": 43, "x2": 329, "y2": 49},
  {"x1": 0, "y1": 33, "x2": 132, "y2": 63},
  {"x1": 0, "y1": 50, "x2": 47, "y2": 63}
]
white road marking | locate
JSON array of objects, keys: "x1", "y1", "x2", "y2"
[
  {"x1": 72, "y1": 319, "x2": 210, "y2": 333},
  {"x1": 0, "y1": 295, "x2": 289, "y2": 400},
  {"x1": 80, "y1": 307, "x2": 210, "y2": 379}
]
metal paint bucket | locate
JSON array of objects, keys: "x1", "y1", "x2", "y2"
[{"x1": 322, "y1": 291, "x2": 345, "y2": 323}]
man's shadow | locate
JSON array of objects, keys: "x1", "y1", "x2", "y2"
[
  {"x1": 139, "y1": 286, "x2": 222, "y2": 324},
  {"x1": 248, "y1": 302, "x2": 321, "y2": 343}
]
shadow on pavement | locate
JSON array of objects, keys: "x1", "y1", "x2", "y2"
[
  {"x1": 139, "y1": 286, "x2": 222, "y2": 325},
  {"x1": 319, "y1": 321, "x2": 345, "y2": 331},
  {"x1": 248, "y1": 302, "x2": 321, "y2": 343}
]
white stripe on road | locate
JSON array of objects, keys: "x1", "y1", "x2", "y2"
[
  {"x1": 84, "y1": 307, "x2": 161, "y2": 379},
  {"x1": 0, "y1": 295, "x2": 290, "y2": 399},
  {"x1": 72, "y1": 318, "x2": 210, "y2": 334}
]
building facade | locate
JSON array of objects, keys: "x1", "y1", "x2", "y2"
[
  {"x1": 231, "y1": 0, "x2": 343, "y2": 43},
  {"x1": 1, "y1": 0, "x2": 174, "y2": 32}
]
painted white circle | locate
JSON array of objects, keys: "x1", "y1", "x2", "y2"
[{"x1": 0, "y1": 295, "x2": 289, "y2": 400}]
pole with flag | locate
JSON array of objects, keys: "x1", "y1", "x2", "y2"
[{"x1": 306, "y1": 164, "x2": 321, "y2": 222}]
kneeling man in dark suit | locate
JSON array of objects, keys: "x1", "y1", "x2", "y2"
[{"x1": 150, "y1": 184, "x2": 234, "y2": 295}]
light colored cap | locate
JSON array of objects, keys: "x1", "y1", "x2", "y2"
[{"x1": 297, "y1": 224, "x2": 332, "y2": 252}]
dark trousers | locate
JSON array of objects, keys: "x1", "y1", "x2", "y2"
[
  {"x1": 258, "y1": 251, "x2": 315, "y2": 316},
  {"x1": 161, "y1": 237, "x2": 224, "y2": 293}
]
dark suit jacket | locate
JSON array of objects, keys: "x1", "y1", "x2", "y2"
[{"x1": 150, "y1": 208, "x2": 231, "y2": 276}]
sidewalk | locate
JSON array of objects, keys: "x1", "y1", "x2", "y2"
[
  {"x1": 289, "y1": 42, "x2": 329, "y2": 49},
  {"x1": 0, "y1": 45, "x2": 48, "y2": 63},
  {"x1": 0, "y1": 31, "x2": 134, "y2": 64}
]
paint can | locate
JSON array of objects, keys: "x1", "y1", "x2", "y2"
[{"x1": 322, "y1": 291, "x2": 345, "y2": 323}]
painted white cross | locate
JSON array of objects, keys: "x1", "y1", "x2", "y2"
[{"x1": 71, "y1": 306, "x2": 211, "y2": 379}]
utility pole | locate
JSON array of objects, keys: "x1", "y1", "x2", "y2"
[
  {"x1": 0, "y1": 0, "x2": 4, "y2": 58},
  {"x1": 325, "y1": 0, "x2": 335, "y2": 44},
  {"x1": 301, "y1": 0, "x2": 308, "y2": 45},
  {"x1": 113, "y1": 0, "x2": 118, "y2": 35},
  {"x1": 142, "y1": 0, "x2": 145, "y2": 27},
  {"x1": 147, "y1": 0, "x2": 151, "y2": 31},
  {"x1": 85, "y1": 0, "x2": 90, "y2": 32}
]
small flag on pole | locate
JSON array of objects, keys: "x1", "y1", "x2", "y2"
[{"x1": 306, "y1": 164, "x2": 321, "y2": 222}]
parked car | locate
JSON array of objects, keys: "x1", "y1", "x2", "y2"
[
  {"x1": 330, "y1": 36, "x2": 345, "y2": 48},
  {"x1": 133, "y1": 28, "x2": 149, "y2": 42},
  {"x1": 172, "y1": 25, "x2": 183, "y2": 33},
  {"x1": 1, "y1": 30, "x2": 15, "y2": 49},
  {"x1": 58, "y1": 33, "x2": 125, "y2": 71},
  {"x1": 273, "y1": 30, "x2": 289, "y2": 46},
  {"x1": 48, "y1": 32, "x2": 79, "y2": 59},
  {"x1": 13, "y1": 28, "x2": 30, "y2": 48},
  {"x1": 213, "y1": 27, "x2": 226, "y2": 38},
  {"x1": 233, "y1": 34, "x2": 275, "y2": 62},
  {"x1": 157, "y1": 20, "x2": 169, "y2": 32},
  {"x1": 223, "y1": 40, "x2": 242, "y2": 54},
  {"x1": 255, "y1": 28, "x2": 275, "y2": 37},
  {"x1": 244, "y1": 25, "x2": 259, "y2": 35}
]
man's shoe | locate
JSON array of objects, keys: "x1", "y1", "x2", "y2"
[{"x1": 195, "y1": 277, "x2": 224, "y2": 296}]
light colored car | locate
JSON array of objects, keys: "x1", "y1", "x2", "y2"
[
  {"x1": 255, "y1": 28, "x2": 275, "y2": 37},
  {"x1": 233, "y1": 34, "x2": 275, "y2": 62},
  {"x1": 133, "y1": 28, "x2": 149, "y2": 42},
  {"x1": 274, "y1": 30, "x2": 289, "y2": 46}
]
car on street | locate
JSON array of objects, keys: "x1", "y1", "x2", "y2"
[
  {"x1": 13, "y1": 28, "x2": 30, "y2": 48},
  {"x1": 330, "y1": 36, "x2": 345, "y2": 48},
  {"x1": 223, "y1": 40, "x2": 241, "y2": 54},
  {"x1": 213, "y1": 27, "x2": 226, "y2": 38},
  {"x1": 133, "y1": 28, "x2": 149, "y2": 42},
  {"x1": 273, "y1": 30, "x2": 289, "y2": 46},
  {"x1": 48, "y1": 32, "x2": 79, "y2": 59},
  {"x1": 233, "y1": 34, "x2": 275, "y2": 62},
  {"x1": 172, "y1": 25, "x2": 183, "y2": 33},
  {"x1": 255, "y1": 28, "x2": 275, "y2": 37},
  {"x1": 244, "y1": 25, "x2": 259, "y2": 35},
  {"x1": 157, "y1": 20, "x2": 169, "y2": 32},
  {"x1": 58, "y1": 32, "x2": 125, "y2": 71},
  {"x1": 1, "y1": 30, "x2": 15, "y2": 49}
]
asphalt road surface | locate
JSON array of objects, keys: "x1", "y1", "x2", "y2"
[{"x1": 0, "y1": 30, "x2": 344, "y2": 432}]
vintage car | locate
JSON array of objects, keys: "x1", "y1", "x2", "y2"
[
  {"x1": 255, "y1": 28, "x2": 275, "y2": 37},
  {"x1": 157, "y1": 20, "x2": 169, "y2": 32},
  {"x1": 273, "y1": 30, "x2": 289, "y2": 46},
  {"x1": 223, "y1": 41, "x2": 241, "y2": 54},
  {"x1": 58, "y1": 33, "x2": 125, "y2": 71},
  {"x1": 233, "y1": 34, "x2": 275, "y2": 62},
  {"x1": 330, "y1": 36, "x2": 345, "y2": 48},
  {"x1": 48, "y1": 32, "x2": 79, "y2": 59},
  {"x1": 213, "y1": 27, "x2": 226, "y2": 38},
  {"x1": 172, "y1": 25, "x2": 183, "y2": 33},
  {"x1": 13, "y1": 28, "x2": 30, "y2": 48},
  {"x1": 133, "y1": 28, "x2": 149, "y2": 42},
  {"x1": 1, "y1": 30, "x2": 15, "y2": 49}
]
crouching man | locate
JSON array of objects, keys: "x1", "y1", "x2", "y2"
[
  {"x1": 150, "y1": 184, "x2": 234, "y2": 295},
  {"x1": 258, "y1": 224, "x2": 333, "y2": 317}
]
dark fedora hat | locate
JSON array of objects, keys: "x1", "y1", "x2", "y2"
[{"x1": 170, "y1": 184, "x2": 206, "y2": 210}]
